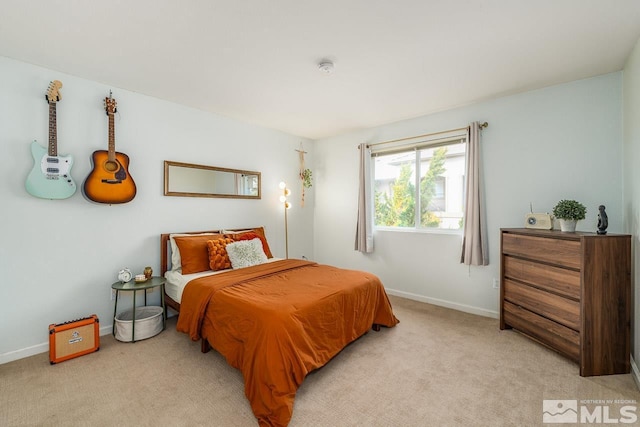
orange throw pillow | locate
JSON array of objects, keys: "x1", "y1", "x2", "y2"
[
  {"x1": 235, "y1": 232, "x2": 260, "y2": 242},
  {"x1": 173, "y1": 234, "x2": 222, "y2": 274},
  {"x1": 207, "y1": 238, "x2": 236, "y2": 271}
]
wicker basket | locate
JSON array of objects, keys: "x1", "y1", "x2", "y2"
[{"x1": 114, "y1": 306, "x2": 164, "y2": 342}]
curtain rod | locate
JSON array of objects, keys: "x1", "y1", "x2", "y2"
[{"x1": 361, "y1": 122, "x2": 488, "y2": 149}]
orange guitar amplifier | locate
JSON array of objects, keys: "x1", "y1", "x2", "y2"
[{"x1": 49, "y1": 315, "x2": 100, "y2": 364}]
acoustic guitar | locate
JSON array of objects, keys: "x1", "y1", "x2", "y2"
[
  {"x1": 83, "y1": 93, "x2": 136, "y2": 204},
  {"x1": 25, "y1": 80, "x2": 77, "y2": 199}
]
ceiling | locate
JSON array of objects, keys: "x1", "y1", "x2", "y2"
[{"x1": 2, "y1": 1, "x2": 640, "y2": 140}]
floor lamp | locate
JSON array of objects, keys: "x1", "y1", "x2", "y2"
[{"x1": 279, "y1": 182, "x2": 291, "y2": 259}]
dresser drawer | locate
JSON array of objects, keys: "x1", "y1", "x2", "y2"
[
  {"x1": 502, "y1": 233, "x2": 581, "y2": 269},
  {"x1": 503, "y1": 256, "x2": 580, "y2": 301},
  {"x1": 504, "y1": 279, "x2": 580, "y2": 330},
  {"x1": 503, "y1": 301, "x2": 580, "y2": 362}
]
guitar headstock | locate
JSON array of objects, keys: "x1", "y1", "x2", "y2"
[
  {"x1": 104, "y1": 92, "x2": 117, "y2": 116},
  {"x1": 46, "y1": 80, "x2": 63, "y2": 104}
]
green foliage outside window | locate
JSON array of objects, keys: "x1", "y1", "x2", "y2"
[
  {"x1": 375, "y1": 147, "x2": 447, "y2": 228},
  {"x1": 375, "y1": 163, "x2": 415, "y2": 226},
  {"x1": 420, "y1": 147, "x2": 446, "y2": 226}
]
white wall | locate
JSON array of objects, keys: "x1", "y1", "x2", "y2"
[
  {"x1": 1, "y1": 55, "x2": 628, "y2": 364},
  {"x1": 314, "y1": 72, "x2": 623, "y2": 317},
  {"x1": 623, "y1": 36, "x2": 640, "y2": 373},
  {"x1": 0, "y1": 56, "x2": 315, "y2": 363}
]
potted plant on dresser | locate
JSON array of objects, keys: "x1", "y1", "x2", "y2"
[{"x1": 552, "y1": 199, "x2": 587, "y2": 232}]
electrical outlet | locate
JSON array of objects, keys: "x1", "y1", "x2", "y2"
[
  {"x1": 111, "y1": 289, "x2": 117, "y2": 301},
  {"x1": 492, "y1": 278, "x2": 499, "y2": 289}
]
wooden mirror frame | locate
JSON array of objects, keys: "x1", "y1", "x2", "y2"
[{"x1": 163, "y1": 160, "x2": 261, "y2": 199}]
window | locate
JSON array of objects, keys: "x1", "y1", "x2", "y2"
[{"x1": 373, "y1": 135, "x2": 467, "y2": 231}]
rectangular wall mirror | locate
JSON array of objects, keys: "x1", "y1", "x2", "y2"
[{"x1": 164, "y1": 161, "x2": 261, "y2": 199}]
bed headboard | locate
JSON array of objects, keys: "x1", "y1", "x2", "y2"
[{"x1": 160, "y1": 227, "x2": 268, "y2": 276}]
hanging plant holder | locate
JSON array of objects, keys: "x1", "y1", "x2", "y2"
[
  {"x1": 301, "y1": 168, "x2": 312, "y2": 189},
  {"x1": 296, "y1": 143, "x2": 312, "y2": 206}
]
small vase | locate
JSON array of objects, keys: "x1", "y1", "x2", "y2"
[{"x1": 559, "y1": 219, "x2": 577, "y2": 232}]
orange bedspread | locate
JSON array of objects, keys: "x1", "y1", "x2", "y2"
[{"x1": 176, "y1": 259, "x2": 399, "y2": 426}]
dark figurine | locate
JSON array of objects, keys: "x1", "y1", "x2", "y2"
[{"x1": 597, "y1": 205, "x2": 608, "y2": 235}]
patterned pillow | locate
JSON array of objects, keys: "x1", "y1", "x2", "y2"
[
  {"x1": 226, "y1": 238, "x2": 268, "y2": 269},
  {"x1": 207, "y1": 238, "x2": 236, "y2": 271}
]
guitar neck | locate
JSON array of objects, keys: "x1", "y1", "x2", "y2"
[
  {"x1": 48, "y1": 103, "x2": 57, "y2": 156},
  {"x1": 108, "y1": 111, "x2": 116, "y2": 162}
]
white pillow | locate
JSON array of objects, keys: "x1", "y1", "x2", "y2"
[
  {"x1": 226, "y1": 238, "x2": 268, "y2": 269},
  {"x1": 221, "y1": 228, "x2": 252, "y2": 234},
  {"x1": 169, "y1": 233, "x2": 217, "y2": 271}
]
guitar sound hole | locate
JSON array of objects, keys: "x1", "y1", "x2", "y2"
[{"x1": 104, "y1": 161, "x2": 119, "y2": 172}]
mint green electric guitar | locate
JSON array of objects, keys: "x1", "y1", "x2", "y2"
[{"x1": 25, "y1": 80, "x2": 76, "y2": 199}]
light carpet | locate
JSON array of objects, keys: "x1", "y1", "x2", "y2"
[{"x1": 1, "y1": 296, "x2": 639, "y2": 426}]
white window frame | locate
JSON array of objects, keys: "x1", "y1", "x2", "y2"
[{"x1": 371, "y1": 129, "x2": 468, "y2": 235}]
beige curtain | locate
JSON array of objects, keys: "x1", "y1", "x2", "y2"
[
  {"x1": 460, "y1": 122, "x2": 488, "y2": 265},
  {"x1": 355, "y1": 143, "x2": 374, "y2": 253}
]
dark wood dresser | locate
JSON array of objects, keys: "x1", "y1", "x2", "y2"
[{"x1": 500, "y1": 228, "x2": 631, "y2": 376}]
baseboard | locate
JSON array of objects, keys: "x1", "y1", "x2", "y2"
[
  {"x1": 631, "y1": 354, "x2": 640, "y2": 391},
  {"x1": 3, "y1": 298, "x2": 494, "y2": 364},
  {"x1": 385, "y1": 288, "x2": 499, "y2": 319},
  {"x1": 0, "y1": 324, "x2": 113, "y2": 365}
]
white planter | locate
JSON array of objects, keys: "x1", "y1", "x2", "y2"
[{"x1": 559, "y1": 219, "x2": 577, "y2": 232}]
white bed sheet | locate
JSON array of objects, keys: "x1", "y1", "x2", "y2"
[{"x1": 164, "y1": 258, "x2": 283, "y2": 304}]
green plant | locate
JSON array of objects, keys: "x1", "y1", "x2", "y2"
[
  {"x1": 422, "y1": 211, "x2": 441, "y2": 228},
  {"x1": 300, "y1": 168, "x2": 313, "y2": 188},
  {"x1": 552, "y1": 199, "x2": 587, "y2": 220},
  {"x1": 373, "y1": 148, "x2": 447, "y2": 228}
]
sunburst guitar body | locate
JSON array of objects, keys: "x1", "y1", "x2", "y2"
[
  {"x1": 82, "y1": 93, "x2": 136, "y2": 204},
  {"x1": 25, "y1": 80, "x2": 77, "y2": 199},
  {"x1": 83, "y1": 150, "x2": 136, "y2": 203}
]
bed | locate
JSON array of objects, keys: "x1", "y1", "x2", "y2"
[{"x1": 160, "y1": 228, "x2": 399, "y2": 426}]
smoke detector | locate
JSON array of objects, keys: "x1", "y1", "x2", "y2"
[{"x1": 318, "y1": 61, "x2": 335, "y2": 74}]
